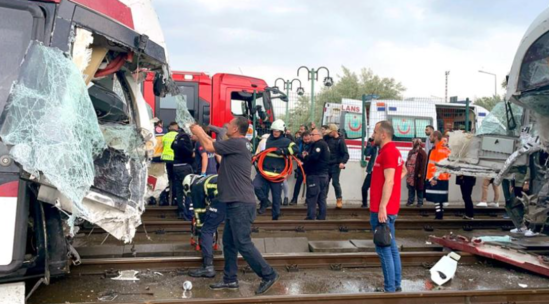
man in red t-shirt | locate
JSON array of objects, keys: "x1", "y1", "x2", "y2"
[{"x1": 370, "y1": 120, "x2": 407, "y2": 293}]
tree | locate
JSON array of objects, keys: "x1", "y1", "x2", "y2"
[
  {"x1": 473, "y1": 95, "x2": 502, "y2": 112},
  {"x1": 285, "y1": 66, "x2": 406, "y2": 130}
]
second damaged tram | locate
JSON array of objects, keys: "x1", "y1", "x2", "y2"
[{"x1": 0, "y1": 0, "x2": 171, "y2": 289}]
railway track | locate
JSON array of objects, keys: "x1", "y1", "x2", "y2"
[
  {"x1": 65, "y1": 253, "x2": 549, "y2": 304},
  {"x1": 143, "y1": 205, "x2": 506, "y2": 219}
]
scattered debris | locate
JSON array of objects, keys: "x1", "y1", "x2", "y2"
[
  {"x1": 430, "y1": 252, "x2": 461, "y2": 286},
  {"x1": 111, "y1": 270, "x2": 140, "y2": 281},
  {"x1": 98, "y1": 290, "x2": 154, "y2": 302},
  {"x1": 182, "y1": 281, "x2": 193, "y2": 291},
  {"x1": 519, "y1": 283, "x2": 528, "y2": 288},
  {"x1": 473, "y1": 235, "x2": 513, "y2": 243},
  {"x1": 431, "y1": 235, "x2": 549, "y2": 278}
]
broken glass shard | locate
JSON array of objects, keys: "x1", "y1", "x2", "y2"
[
  {"x1": 0, "y1": 41, "x2": 106, "y2": 215},
  {"x1": 175, "y1": 94, "x2": 195, "y2": 133},
  {"x1": 476, "y1": 101, "x2": 523, "y2": 137}
]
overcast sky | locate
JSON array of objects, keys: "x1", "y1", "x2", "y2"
[{"x1": 153, "y1": 0, "x2": 548, "y2": 100}]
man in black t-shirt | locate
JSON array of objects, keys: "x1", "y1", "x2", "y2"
[{"x1": 190, "y1": 117, "x2": 279, "y2": 295}]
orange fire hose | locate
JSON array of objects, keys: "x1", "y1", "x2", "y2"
[{"x1": 252, "y1": 147, "x2": 306, "y2": 183}]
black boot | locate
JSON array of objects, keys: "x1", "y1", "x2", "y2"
[
  {"x1": 289, "y1": 199, "x2": 297, "y2": 205},
  {"x1": 258, "y1": 199, "x2": 270, "y2": 214},
  {"x1": 283, "y1": 197, "x2": 289, "y2": 206},
  {"x1": 255, "y1": 272, "x2": 279, "y2": 295},
  {"x1": 189, "y1": 265, "x2": 216, "y2": 278},
  {"x1": 210, "y1": 281, "x2": 239, "y2": 290}
]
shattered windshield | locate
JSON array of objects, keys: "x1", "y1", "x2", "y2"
[
  {"x1": 0, "y1": 42, "x2": 106, "y2": 215},
  {"x1": 519, "y1": 31, "x2": 549, "y2": 92},
  {"x1": 476, "y1": 101, "x2": 524, "y2": 137}
]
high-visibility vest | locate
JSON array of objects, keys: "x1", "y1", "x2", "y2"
[
  {"x1": 161, "y1": 131, "x2": 178, "y2": 161},
  {"x1": 426, "y1": 141, "x2": 450, "y2": 181}
]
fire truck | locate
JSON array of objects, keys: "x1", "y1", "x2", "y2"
[
  {"x1": 142, "y1": 71, "x2": 279, "y2": 136},
  {"x1": 0, "y1": 0, "x2": 171, "y2": 289}
]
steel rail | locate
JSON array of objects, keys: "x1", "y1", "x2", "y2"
[
  {"x1": 108, "y1": 218, "x2": 513, "y2": 234},
  {"x1": 143, "y1": 206, "x2": 505, "y2": 219},
  {"x1": 61, "y1": 288, "x2": 549, "y2": 304},
  {"x1": 72, "y1": 252, "x2": 479, "y2": 274}
]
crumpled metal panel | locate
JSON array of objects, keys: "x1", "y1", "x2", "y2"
[
  {"x1": 0, "y1": 41, "x2": 106, "y2": 216},
  {"x1": 94, "y1": 124, "x2": 147, "y2": 210}
]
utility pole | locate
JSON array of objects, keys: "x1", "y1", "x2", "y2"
[
  {"x1": 479, "y1": 70, "x2": 497, "y2": 97},
  {"x1": 445, "y1": 71, "x2": 450, "y2": 103}
]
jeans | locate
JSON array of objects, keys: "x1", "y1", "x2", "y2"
[
  {"x1": 253, "y1": 175, "x2": 282, "y2": 220},
  {"x1": 406, "y1": 184, "x2": 424, "y2": 205},
  {"x1": 291, "y1": 170, "x2": 304, "y2": 202},
  {"x1": 502, "y1": 179, "x2": 525, "y2": 229},
  {"x1": 200, "y1": 201, "x2": 226, "y2": 265},
  {"x1": 370, "y1": 213, "x2": 402, "y2": 292},
  {"x1": 361, "y1": 173, "x2": 372, "y2": 207},
  {"x1": 328, "y1": 165, "x2": 343, "y2": 199},
  {"x1": 306, "y1": 175, "x2": 329, "y2": 220},
  {"x1": 173, "y1": 164, "x2": 194, "y2": 219},
  {"x1": 222, "y1": 202, "x2": 276, "y2": 283}
]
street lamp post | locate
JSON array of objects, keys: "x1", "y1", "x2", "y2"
[
  {"x1": 478, "y1": 70, "x2": 497, "y2": 96},
  {"x1": 274, "y1": 78, "x2": 304, "y2": 124},
  {"x1": 297, "y1": 66, "x2": 333, "y2": 124}
]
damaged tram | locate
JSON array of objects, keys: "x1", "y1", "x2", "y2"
[
  {"x1": 0, "y1": 0, "x2": 171, "y2": 283},
  {"x1": 436, "y1": 6, "x2": 549, "y2": 235}
]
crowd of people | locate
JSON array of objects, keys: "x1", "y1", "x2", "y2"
[{"x1": 149, "y1": 116, "x2": 535, "y2": 294}]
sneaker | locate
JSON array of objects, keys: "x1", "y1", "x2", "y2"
[
  {"x1": 406, "y1": 202, "x2": 414, "y2": 207},
  {"x1": 255, "y1": 272, "x2": 279, "y2": 295},
  {"x1": 210, "y1": 281, "x2": 239, "y2": 290},
  {"x1": 336, "y1": 198, "x2": 343, "y2": 209},
  {"x1": 283, "y1": 197, "x2": 289, "y2": 206},
  {"x1": 361, "y1": 204, "x2": 368, "y2": 208},
  {"x1": 289, "y1": 199, "x2": 297, "y2": 206},
  {"x1": 476, "y1": 202, "x2": 488, "y2": 207},
  {"x1": 488, "y1": 202, "x2": 499, "y2": 207},
  {"x1": 510, "y1": 227, "x2": 527, "y2": 233},
  {"x1": 524, "y1": 229, "x2": 539, "y2": 237}
]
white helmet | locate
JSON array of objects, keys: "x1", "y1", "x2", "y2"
[
  {"x1": 183, "y1": 174, "x2": 201, "y2": 196},
  {"x1": 506, "y1": 6, "x2": 549, "y2": 115},
  {"x1": 270, "y1": 119, "x2": 285, "y2": 132}
]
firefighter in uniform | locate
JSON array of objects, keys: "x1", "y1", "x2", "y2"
[
  {"x1": 254, "y1": 119, "x2": 297, "y2": 220},
  {"x1": 184, "y1": 174, "x2": 226, "y2": 278},
  {"x1": 161, "y1": 122, "x2": 179, "y2": 205}
]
